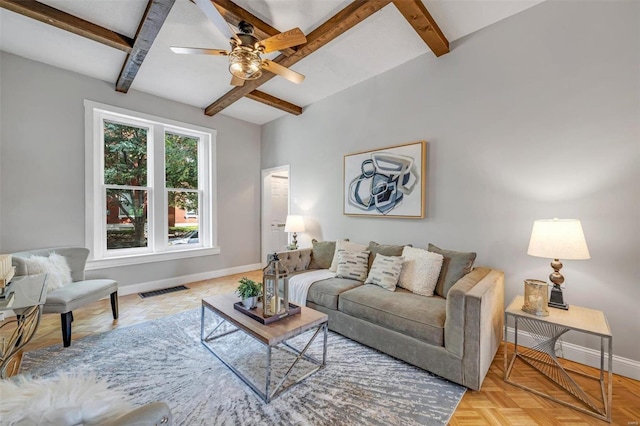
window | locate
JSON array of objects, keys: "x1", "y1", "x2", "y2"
[{"x1": 85, "y1": 100, "x2": 218, "y2": 267}]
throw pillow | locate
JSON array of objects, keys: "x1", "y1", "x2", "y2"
[
  {"x1": 329, "y1": 240, "x2": 367, "y2": 272},
  {"x1": 428, "y1": 243, "x2": 477, "y2": 298},
  {"x1": 365, "y1": 253, "x2": 404, "y2": 291},
  {"x1": 398, "y1": 246, "x2": 444, "y2": 296},
  {"x1": 308, "y1": 239, "x2": 337, "y2": 270},
  {"x1": 25, "y1": 253, "x2": 72, "y2": 293},
  {"x1": 367, "y1": 241, "x2": 409, "y2": 270},
  {"x1": 335, "y1": 250, "x2": 370, "y2": 281}
]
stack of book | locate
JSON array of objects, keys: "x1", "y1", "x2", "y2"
[{"x1": 0, "y1": 254, "x2": 15, "y2": 308}]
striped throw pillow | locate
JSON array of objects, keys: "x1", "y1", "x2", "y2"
[
  {"x1": 365, "y1": 253, "x2": 404, "y2": 291},
  {"x1": 335, "y1": 250, "x2": 370, "y2": 281}
]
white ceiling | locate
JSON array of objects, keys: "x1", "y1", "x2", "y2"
[{"x1": 0, "y1": 0, "x2": 545, "y2": 125}]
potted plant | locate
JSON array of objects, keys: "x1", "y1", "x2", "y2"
[{"x1": 236, "y1": 277, "x2": 262, "y2": 309}]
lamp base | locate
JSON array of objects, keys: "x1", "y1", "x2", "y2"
[{"x1": 548, "y1": 284, "x2": 568, "y2": 310}]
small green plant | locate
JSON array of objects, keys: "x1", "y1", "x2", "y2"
[{"x1": 236, "y1": 277, "x2": 262, "y2": 299}]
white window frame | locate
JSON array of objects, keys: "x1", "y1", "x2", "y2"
[{"x1": 84, "y1": 100, "x2": 219, "y2": 269}]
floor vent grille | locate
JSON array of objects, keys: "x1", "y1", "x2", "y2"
[{"x1": 139, "y1": 285, "x2": 189, "y2": 299}]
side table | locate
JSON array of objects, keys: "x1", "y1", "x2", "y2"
[
  {"x1": 504, "y1": 295, "x2": 612, "y2": 422},
  {"x1": 0, "y1": 274, "x2": 48, "y2": 378}
]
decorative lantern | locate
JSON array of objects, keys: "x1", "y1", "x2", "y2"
[{"x1": 262, "y1": 253, "x2": 290, "y2": 318}]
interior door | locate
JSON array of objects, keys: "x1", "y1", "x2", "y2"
[{"x1": 262, "y1": 166, "x2": 290, "y2": 266}]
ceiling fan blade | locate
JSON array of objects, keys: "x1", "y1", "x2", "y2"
[
  {"x1": 261, "y1": 59, "x2": 305, "y2": 84},
  {"x1": 230, "y1": 75, "x2": 245, "y2": 86},
  {"x1": 193, "y1": 0, "x2": 240, "y2": 43},
  {"x1": 170, "y1": 47, "x2": 229, "y2": 56},
  {"x1": 258, "y1": 28, "x2": 307, "y2": 53}
]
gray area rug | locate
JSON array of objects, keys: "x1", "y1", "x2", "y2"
[{"x1": 21, "y1": 309, "x2": 465, "y2": 425}]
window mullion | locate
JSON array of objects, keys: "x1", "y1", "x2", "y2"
[{"x1": 152, "y1": 124, "x2": 166, "y2": 251}]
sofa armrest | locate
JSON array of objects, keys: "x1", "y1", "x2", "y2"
[
  {"x1": 444, "y1": 267, "x2": 504, "y2": 390},
  {"x1": 270, "y1": 248, "x2": 313, "y2": 273}
]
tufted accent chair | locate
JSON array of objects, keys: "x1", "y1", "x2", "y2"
[{"x1": 11, "y1": 247, "x2": 118, "y2": 348}]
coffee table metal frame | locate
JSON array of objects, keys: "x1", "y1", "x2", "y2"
[
  {"x1": 200, "y1": 296, "x2": 328, "y2": 403},
  {"x1": 504, "y1": 295, "x2": 612, "y2": 422}
]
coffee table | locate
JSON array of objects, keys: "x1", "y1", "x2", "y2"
[{"x1": 200, "y1": 293, "x2": 328, "y2": 403}]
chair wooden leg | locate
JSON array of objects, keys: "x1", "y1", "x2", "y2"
[
  {"x1": 61, "y1": 312, "x2": 72, "y2": 347},
  {"x1": 110, "y1": 291, "x2": 119, "y2": 320}
]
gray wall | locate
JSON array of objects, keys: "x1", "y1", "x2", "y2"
[
  {"x1": 0, "y1": 52, "x2": 261, "y2": 286},
  {"x1": 262, "y1": 1, "x2": 640, "y2": 362}
]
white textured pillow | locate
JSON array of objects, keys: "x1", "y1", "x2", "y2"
[
  {"x1": 335, "y1": 250, "x2": 370, "y2": 281},
  {"x1": 25, "y1": 253, "x2": 72, "y2": 293},
  {"x1": 329, "y1": 240, "x2": 367, "y2": 272},
  {"x1": 398, "y1": 246, "x2": 444, "y2": 296},
  {"x1": 365, "y1": 254, "x2": 404, "y2": 291}
]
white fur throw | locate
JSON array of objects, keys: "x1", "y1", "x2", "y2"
[
  {"x1": 0, "y1": 373, "x2": 133, "y2": 425},
  {"x1": 398, "y1": 246, "x2": 444, "y2": 296},
  {"x1": 25, "y1": 253, "x2": 72, "y2": 293}
]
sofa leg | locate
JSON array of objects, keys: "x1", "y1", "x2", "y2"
[
  {"x1": 110, "y1": 291, "x2": 119, "y2": 320},
  {"x1": 61, "y1": 312, "x2": 72, "y2": 347}
]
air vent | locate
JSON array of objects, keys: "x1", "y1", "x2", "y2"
[{"x1": 139, "y1": 285, "x2": 189, "y2": 299}]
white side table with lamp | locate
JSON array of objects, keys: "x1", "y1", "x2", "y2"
[{"x1": 504, "y1": 218, "x2": 613, "y2": 422}]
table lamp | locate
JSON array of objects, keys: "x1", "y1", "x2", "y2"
[
  {"x1": 527, "y1": 218, "x2": 590, "y2": 310},
  {"x1": 284, "y1": 215, "x2": 305, "y2": 250}
]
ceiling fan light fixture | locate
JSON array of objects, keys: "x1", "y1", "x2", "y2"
[{"x1": 228, "y1": 47, "x2": 262, "y2": 80}]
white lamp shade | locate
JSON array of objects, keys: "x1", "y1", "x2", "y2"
[
  {"x1": 527, "y1": 219, "x2": 590, "y2": 260},
  {"x1": 284, "y1": 215, "x2": 305, "y2": 233}
]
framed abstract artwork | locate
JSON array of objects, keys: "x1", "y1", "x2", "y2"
[{"x1": 343, "y1": 141, "x2": 426, "y2": 218}]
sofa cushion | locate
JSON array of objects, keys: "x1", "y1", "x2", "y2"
[
  {"x1": 364, "y1": 254, "x2": 403, "y2": 291},
  {"x1": 398, "y1": 246, "x2": 444, "y2": 296},
  {"x1": 329, "y1": 241, "x2": 367, "y2": 272},
  {"x1": 308, "y1": 239, "x2": 336, "y2": 270},
  {"x1": 307, "y1": 277, "x2": 362, "y2": 310},
  {"x1": 338, "y1": 285, "x2": 446, "y2": 346},
  {"x1": 367, "y1": 241, "x2": 408, "y2": 270},
  {"x1": 335, "y1": 250, "x2": 370, "y2": 281},
  {"x1": 43, "y1": 279, "x2": 118, "y2": 314},
  {"x1": 428, "y1": 243, "x2": 476, "y2": 298}
]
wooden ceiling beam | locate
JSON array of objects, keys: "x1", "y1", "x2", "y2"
[
  {"x1": 116, "y1": 0, "x2": 176, "y2": 93},
  {"x1": 211, "y1": 0, "x2": 296, "y2": 56},
  {"x1": 392, "y1": 0, "x2": 449, "y2": 57},
  {"x1": 0, "y1": 0, "x2": 133, "y2": 52},
  {"x1": 245, "y1": 90, "x2": 302, "y2": 115},
  {"x1": 204, "y1": 0, "x2": 392, "y2": 116}
]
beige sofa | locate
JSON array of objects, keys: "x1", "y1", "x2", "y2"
[{"x1": 274, "y1": 247, "x2": 504, "y2": 390}]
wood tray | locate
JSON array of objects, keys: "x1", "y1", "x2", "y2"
[{"x1": 233, "y1": 301, "x2": 301, "y2": 325}]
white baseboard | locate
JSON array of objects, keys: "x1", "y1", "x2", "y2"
[
  {"x1": 117, "y1": 263, "x2": 262, "y2": 296},
  {"x1": 506, "y1": 326, "x2": 640, "y2": 381}
]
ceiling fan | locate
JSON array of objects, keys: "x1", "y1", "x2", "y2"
[{"x1": 171, "y1": 0, "x2": 307, "y2": 87}]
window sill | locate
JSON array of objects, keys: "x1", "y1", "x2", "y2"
[{"x1": 86, "y1": 246, "x2": 221, "y2": 270}]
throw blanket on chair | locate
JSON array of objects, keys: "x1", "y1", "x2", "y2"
[{"x1": 288, "y1": 269, "x2": 336, "y2": 306}]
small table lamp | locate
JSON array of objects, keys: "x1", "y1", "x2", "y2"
[
  {"x1": 527, "y1": 218, "x2": 590, "y2": 310},
  {"x1": 284, "y1": 215, "x2": 305, "y2": 250}
]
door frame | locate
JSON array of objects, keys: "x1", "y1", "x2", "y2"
[{"x1": 261, "y1": 165, "x2": 290, "y2": 267}]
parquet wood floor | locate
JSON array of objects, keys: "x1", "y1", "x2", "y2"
[{"x1": 10, "y1": 270, "x2": 640, "y2": 425}]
